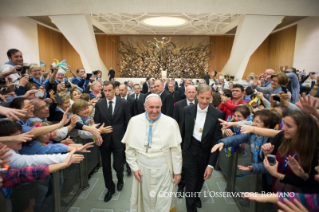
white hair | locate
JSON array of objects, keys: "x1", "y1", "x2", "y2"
[{"x1": 145, "y1": 94, "x2": 162, "y2": 105}]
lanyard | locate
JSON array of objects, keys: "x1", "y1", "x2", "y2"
[
  {"x1": 144, "y1": 111, "x2": 161, "y2": 146},
  {"x1": 264, "y1": 81, "x2": 271, "y2": 87},
  {"x1": 282, "y1": 153, "x2": 296, "y2": 172}
]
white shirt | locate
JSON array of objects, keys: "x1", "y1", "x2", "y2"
[
  {"x1": 192, "y1": 104, "x2": 208, "y2": 141},
  {"x1": 122, "y1": 95, "x2": 128, "y2": 100},
  {"x1": 106, "y1": 96, "x2": 116, "y2": 115},
  {"x1": 186, "y1": 99, "x2": 195, "y2": 106},
  {"x1": 134, "y1": 93, "x2": 140, "y2": 100}
]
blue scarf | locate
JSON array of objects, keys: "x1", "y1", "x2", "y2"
[
  {"x1": 30, "y1": 76, "x2": 43, "y2": 87},
  {"x1": 264, "y1": 81, "x2": 271, "y2": 87},
  {"x1": 6, "y1": 61, "x2": 15, "y2": 66},
  {"x1": 80, "y1": 116, "x2": 88, "y2": 126},
  {"x1": 253, "y1": 135, "x2": 265, "y2": 163},
  {"x1": 144, "y1": 111, "x2": 161, "y2": 149}
]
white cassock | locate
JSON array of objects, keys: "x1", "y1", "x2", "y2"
[{"x1": 122, "y1": 113, "x2": 182, "y2": 212}]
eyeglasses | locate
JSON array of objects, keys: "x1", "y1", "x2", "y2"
[
  {"x1": 252, "y1": 120, "x2": 264, "y2": 125},
  {"x1": 37, "y1": 104, "x2": 49, "y2": 111}
]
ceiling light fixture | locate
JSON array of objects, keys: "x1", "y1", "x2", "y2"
[{"x1": 142, "y1": 17, "x2": 187, "y2": 27}]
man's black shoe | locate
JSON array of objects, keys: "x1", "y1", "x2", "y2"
[
  {"x1": 177, "y1": 187, "x2": 184, "y2": 198},
  {"x1": 196, "y1": 197, "x2": 202, "y2": 208},
  {"x1": 127, "y1": 165, "x2": 132, "y2": 176},
  {"x1": 104, "y1": 190, "x2": 115, "y2": 202},
  {"x1": 117, "y1": 181, "x2": 124, "y2": 191}
]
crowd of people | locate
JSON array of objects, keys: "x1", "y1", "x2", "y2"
[{"x1": 0, "y1": 48, "x2": 318, "y2": 212}]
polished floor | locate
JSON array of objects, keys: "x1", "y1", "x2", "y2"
[{"x1": 69, "y1": 166, "x2": 241, "y2": 212}]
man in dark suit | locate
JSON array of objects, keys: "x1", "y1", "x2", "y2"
[
  {"x1": 94, "y1": 81, "x2": 131, "y2": 202},
  {"x1": 204, "y1": 72, "x2": 211, "y2": 85},
  {"x1": 179, "y1": 79, "x2": 192, "y2": 99},
  {"x1": 173, "y1": 85, "x2": 197, "y2": 197},
  {"x1": 171, "y1": 78, "x2": 179, "y2": 91},
  {"x1": 154, "y1": 79, "x2": 174, "y2": 117},
  {"x1": 164, "y1": 78, "x2": 170, "y2": 90},
  {"x1": 181, "y1": 84, "x2": 223, "y2": 212},
  {"x1": 168, "y1": 82, "x2": 180, "y2": 104},
  {"x1": 119, "y1": 84, "x2": 135, "y2": 117},
  {"x1": 130, "y1": 84, "x2": 145, "y2": 116},
  {"x1": 142, "y1": 77, "x2": 151, "y2": 94},
  {"x1": 145, "y1": 82, "x2": 156, "y2": 96},
  {"x1": 108, "y1": 67, "x2": 115, "y2": 81}
]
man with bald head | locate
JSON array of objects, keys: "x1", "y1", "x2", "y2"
[
  {"x1": 122, "y1": 94, "x2": 182, "y2": 212},
  {"x1": 119, "y1": 84, "x2": 135, "y2": 117},
  {"x1": 251, "y1": 69, "x2": 275, "y2": 100},
  {"x1": 179, "y1": 79, "x2": 192, "y2": 99},
  {"x1": 154, "y1": 79, "x2": 174, "y2": 117}
]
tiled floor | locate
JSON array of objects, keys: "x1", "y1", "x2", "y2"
[{"x1": 70, "y1": 167, "x2": 241, "y2": 212}]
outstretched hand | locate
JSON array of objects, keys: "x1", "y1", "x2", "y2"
[
  {"x1": 296, "y1": 93, "x2": 319, "y2": 118},
  {"x1": 211, "y1": 143, "x2": 224, "y2": 153},
  {"x1": 286, "y1": 155, "x2": 309, "y2": 181},
  {"x1": 77, "y1": 142, "x2": 94, "y2": 153}
]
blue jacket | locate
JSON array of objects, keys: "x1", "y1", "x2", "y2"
[
  {"x1": 19, "y1": 140, "x2": 68, "y2": 155},
  {"x1": 218, "y1": 133, "x2": 272, "y2": 174}
]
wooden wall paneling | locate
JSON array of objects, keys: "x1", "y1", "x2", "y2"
[
  {"x1": 37, "y1": 24, "x2": 63, "y2": 72},
  {"x1": 209, "y1": 36, "x2": 234, "y2": 73},
  {"x1": 96, "y1": 35, "x2": 120, "y2": 78},
  {"x1": 61, "y1": 37, "x2": 83, "y2": 77},
  {"x1": 105, "y1": 36, "x2": 120, "y2": 77},
  {"x1": 268, "y1": 25, "x2": 297, "y2": 72},
  {"x1": 38, "y1": 24, "x2": 296, "y2": 80},
  {"x1": 95, "y1": 34, "x2": 106, "y2": 68},
  {"x1": 243, "y1": 37, "x2": 270, "y2": 79}
]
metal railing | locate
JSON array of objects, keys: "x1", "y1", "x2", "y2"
[
  {"x1": 0, "y1": 137, "x2": 101, "y2": 212},
  {"x1": 217, "y1": 147, "x2": 276, "y2": 212}
]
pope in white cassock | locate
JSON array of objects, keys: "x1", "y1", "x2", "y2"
[{"x1": 122, "y1": 94, "x2": 182, "y2": 212}]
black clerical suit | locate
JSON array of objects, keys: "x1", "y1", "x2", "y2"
[
  {"x1": 181, "y1": 104, "x2": 223, "y2": 212},
  {"x1": 130, "y1": 93, "x2": 145, "y2": 116},
  {"x1": 94, "y1": 96, "x2": 131, "y2": 192},
  {"x1": 169, "y1": 90, "x2": 181, "y2": 103},
  {"x1": 159, "y1": 90, "x2": 174, "y2": 117}
]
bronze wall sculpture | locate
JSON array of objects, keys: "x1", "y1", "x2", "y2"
[{"x1": 119, "y1": 36, "x2": 212, "y2": 78}]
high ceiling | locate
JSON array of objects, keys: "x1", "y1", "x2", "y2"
[
  {"x1": 29, "y1": 14, "x2": 307, "y2": 35},
  {"x1": 90, "y1": 13, "x2": 240, "y2": 35}
]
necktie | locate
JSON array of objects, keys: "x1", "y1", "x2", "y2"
[
  {"x1": 108, "y1": 101, "x2": 113, "y2": 116},
  {"x1": 136, "y1": 94, "x2": 138, "y2": 102},
  {"x1": 189, "y1": 103, "x2": 194, "y2": 105}
]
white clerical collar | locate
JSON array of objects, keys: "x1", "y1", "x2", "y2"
[
  {"x1": 106, "y1": 95, "x2": 116, "y2": 103},
  {"x1": 197, "y1": 104, "x2": 208, "y2": 113},
  {"x1": 187, "y1": 99, "x2": 195, "y2": 105}
]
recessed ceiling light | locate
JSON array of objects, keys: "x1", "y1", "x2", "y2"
[{"x1": 142, "y1": 17, "x2": 187, "y2": 27}]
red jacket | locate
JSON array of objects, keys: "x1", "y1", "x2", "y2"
[{"x1": 218, "y1": 99, "x2": 246, "y2": 120}]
